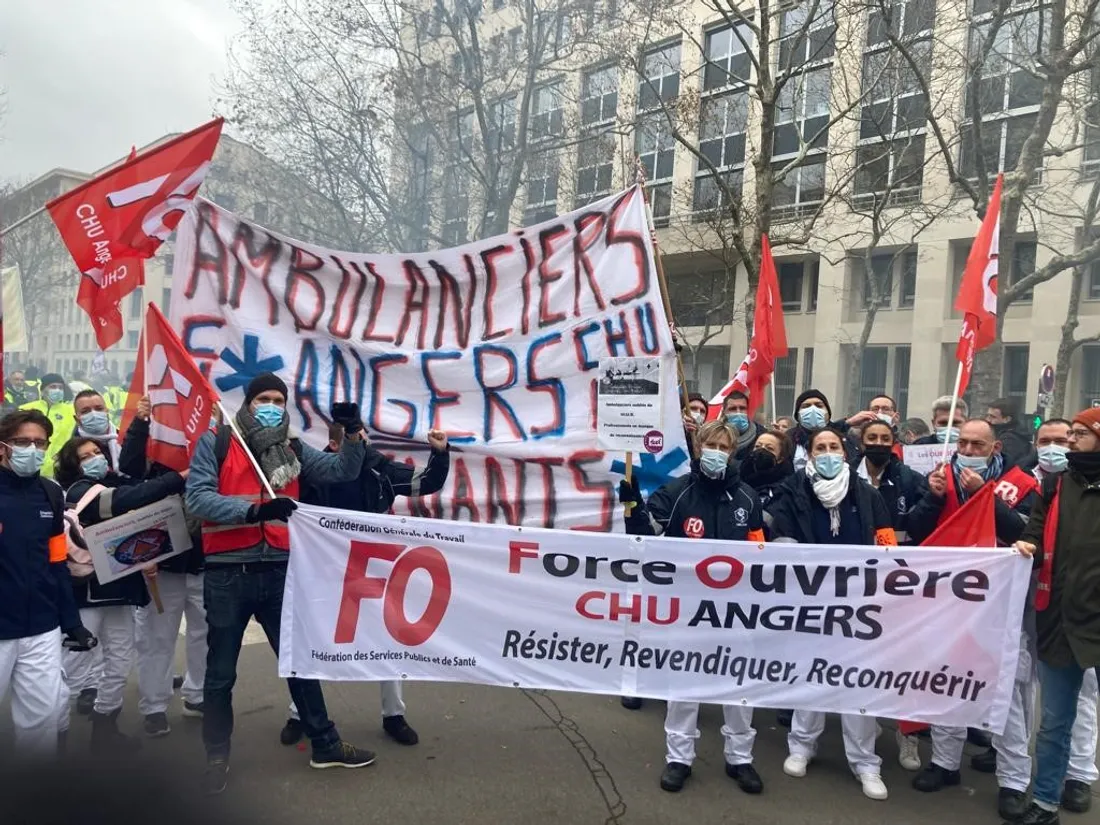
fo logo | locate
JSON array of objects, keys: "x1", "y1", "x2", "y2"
[
  {"x1": 335, "y1": 541, "x2": 452, "y2": 646},
  {"x1": 683, "y1": 517, "x2": 705, "y2": 539}
]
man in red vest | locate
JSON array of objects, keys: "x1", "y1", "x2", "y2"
[
  {"x1": 907, "y1": 418, "x2": 1037, "y2": 820},
  {"x1": 185, "y1": 373, "x2": 371, "y2": 795}
]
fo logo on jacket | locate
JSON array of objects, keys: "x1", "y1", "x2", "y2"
[
  {"x1": 682, "y1": 517, "x2": 705, "y2": 539},
  {"x1": 993, "y1": 481, "x2": 1021, "y2": 507},
  {"x1": 335, "y1": 541, "x2": 452, "y2": 646}
]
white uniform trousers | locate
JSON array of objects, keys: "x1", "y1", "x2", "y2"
[
  {"x1": 60, "y1": 606, "x2": 134, "y2": 731},
  {"x1": 0, "y1": 628, "x2": 62, "y2": 755},
  {"x1": 993, "y1": 675, "x2": 1036, "y2": 792},
  {"x1": 664, "y1": 701, "x2": 756, "y2": 766},
  {"x1": 64, "y1": 630, "x2": 103, "y2": 693},
  {"x1": 789, "y1": 711, "x2": 881, "y2": 776},
  {"x1": 289, "y1": 680, "x2": 406, "y2": 721},
  {"x1": 135, "y1": 572, "x2": 206, "y2": 715},
  {"x1": 1068, "y1": 668, "x2": 1100, "y2": 784}
]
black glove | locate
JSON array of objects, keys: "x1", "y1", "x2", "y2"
[
  {"x1": 248, "y1": 497, "x2": 298, "y2": 523},
  {"x1": 618, "y1": 477, "x2": 643, "y2": 508},
  {"x1": 331, "y1": 402, "x2": 363, "y2": 435},
  {"x1": 63, "y1": 626, "x2": 98, "y2": 652}
]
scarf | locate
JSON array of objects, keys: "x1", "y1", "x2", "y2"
[
  {"x1": 806, "y1": 460, "x2": 851, "y2": 536},
  {"x1": 1067, "y1": 450, "x2": 1100, "y2": 483},
  {"x1": 78, "y1": 424, "x2": 122, "y2": 469},
  {"x1": 736, "y1": 425, "x2": 757, "y2": 453},
  {"x1": 236, "y1": 406, "x2": 301, "y2": 490},
  {"x1": 950, "y1": 453, "x2": 1004, "y2": 503}
]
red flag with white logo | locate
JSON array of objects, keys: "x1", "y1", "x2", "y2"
[
  {"x1": 46, "y1": 118, "x2": 223, "y2": 350},
  {"x1": 954, "y1": 174, "x2": 1002, "y2": 397},
  {"x1": 121, "y1": 303, "x2": 219, "y2": 472},
  {"x1": 709, "y1": 235, "x2": 788, "y2": 417}
]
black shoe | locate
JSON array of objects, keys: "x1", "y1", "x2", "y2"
[
  {"x1": 776, "y1": 709, "x2": 793, "y2": 728},
  {"x1": 143, "y1": 712, "x2": 171, "y2": 738},
  {"x1": 1062, "y1": 780, "x2": 1092, "y2": 813},
  {"x1": 204, "y1": 759, "x2": 229, "y2": 796},
  {"x1": 310, "y1": 741, "x2": 377, "y2": 769},
  {"x1": 182, "y1": 701, "x2": 204, "y2": 718},
  {"x1": 972, "y1": 746, "x2": 997, "y2": 774},
  {"x1": 999, "y1": 788, "x2": 1029, "y2": 821},
  {"x1": 968, "y1": 727, "x2": 993, "y2": 748},
  {"x1": 1011, "y1": 803, "x2": 1060, "y2": 825},
  {"x1": 280, "y1": 718, "x2": 304, "y2": 746},
  {"x1": 726, "y1": 762, "x2": 763, "y2": 794},
  {"x1": 660, "y1": 761, "x2": 691, "y2": 792},
  {"x1": 172, "y1": 674, "x2": 184, "y2": 691},
  {"x1": 621, "y1": 696, "x2": 643, "y2": 710},
  {"x1": 913, "y1": 763, "x2": 962, "y2": 792},
  {"x1": 91, "y1": 710, "x2": 142, "y2": 754},
  {"x1": 76, "y1": 688, "x2": 97, "y2": 716},
  {"x1": 382, "y1": 715, "x2": 419, "y2": 746}
]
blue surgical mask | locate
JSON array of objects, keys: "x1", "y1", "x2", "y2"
[
  {"x1": 80, "y1": 454, "x2": 109, "y2": 481},
  {"x1": 798, "y1": 406, "x2": 827, "y2": 430},
  {"x1": 80, "y1": 410, "x2": 110, "y2": 436},
  {"x1": 955, "y1": 453, "x2": 990, "y2": 472},
  {"x1": 699, "y1": 448, "x2": 729, "y2": 478},
  {"x1": 45, "y1": 388, "x2": 64, "y2": 405},
  {"x1": 1037, "y1": 445, "x2": 1069, "y2": 474},
  {"x1": 936, "y1": 426, "x2": 959, "y2": 444},
  {"x1": 6, "y1": 444, "x2": 45, "y2": 478},
  {"x1": 729, "y1": 413, "x2": 750, "y2": 434},
  {"x1": 254, "y1": 403, "x2": 285, "y2": 428},
  {"x1": 814, "y1": 453, "x2": 845, "y2": 480}
]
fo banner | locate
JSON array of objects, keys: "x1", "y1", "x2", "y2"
[
  {"x1": 170, "y1": 188, "x2": 687, "y2": 531},
  {"x1": 281, "y1": 504, "x2": 1032, "y2": 731}
]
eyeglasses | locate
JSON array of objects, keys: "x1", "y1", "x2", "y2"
[
  {"x1": 5, "y1": 438, "x2": 49, "y2": 449},
  {"x1": 1070, "y1": 428, "x2": 1094, "y2": 440}
]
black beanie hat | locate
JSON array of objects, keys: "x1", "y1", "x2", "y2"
[
  {"x1": 794, "y1": 388, "x2": 832, "y2": 420},
  {"x1": 40, "y1": 373, "x2": 65, "y2": 389},
  {"x1": 244, "y1": 372, "x2": 288, "y2": 406}
]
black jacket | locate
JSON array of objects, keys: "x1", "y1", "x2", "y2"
[
  {"x1": 66, "y1": 471, "x2": 185, "y2": 608},
  {"x1": 0, "y1": 469, "x2": 80, "y2": 640},
  {"x1": 790, "y1": 420, "x2": 860, "y2": 468},
  {"x1": 850, "y1": 455, "x2": 931, "y2": 543},
  {"x1": 301, "y1": 443, "x2": 450, "y2": 514},
  {"x1": 906, "y1": 460, "x2": 1035, "y2": 546},
  {"x1": 740, "y1": 454, "x2": 795, "y2": 511},
  {"x1": 118, "y1": 417, "x2": 204, "y2": 574},
  {"x1": 995, "y1": 423, "x2": 1032, "y2": 469},
  {"x1": 625, "y1": 462, "x2": 763, "y2": 540},
  {"x1": 765, "y1": 472, "x2": 894, "y2": 545},
  {"x1": 733, "y1": 422, "x2": 765, "y2": 462}
]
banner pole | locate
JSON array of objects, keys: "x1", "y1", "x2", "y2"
[
  {"x1": 218, "y1": 401, "x2": 278, "y2": 499},
  {"x1": 623, "y1": 453, "x2": 635, "y2": 514},
  {"x1": 943, "y1": 361, "x2": 964, "y2": 466},
  {"x1": 141, "y1": 303, "x2": 150, "y2": 397}
]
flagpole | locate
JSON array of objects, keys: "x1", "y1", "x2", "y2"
[
  {"x1": 770, "y1": 381, "x2": 778, "y2": 426},
  {"x1": 218, "y1": 401, "x2": 278, "y2": 499},
  {"x1": 0, "y1": 206, "x2": 47, "y2": 239},
  {"x1": 141, "y1": 303, "x2": 150, "y2": 397},
  {"x1": 943, "y1": 361, "x2": 964, "y2": 466}
]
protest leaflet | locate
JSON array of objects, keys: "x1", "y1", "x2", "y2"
[
  {"x1": 82, "y1": 495, "x2": 192, "y2": 583},
  {"x1": 596, "y1": 356, "x2": 665, "y2": 453}
]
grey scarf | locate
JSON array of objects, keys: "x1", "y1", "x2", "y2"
[{"x1": 236, "y1": 406, "x2": 301, "y2": 490}]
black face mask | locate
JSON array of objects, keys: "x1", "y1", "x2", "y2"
[
  {"x1": 746, "y1": 449, "x2": 777, "y2": 474},
  {"x1": 862, "y1": 444, "x2": 893, "y2": 468}
]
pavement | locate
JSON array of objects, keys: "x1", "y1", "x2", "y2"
[{"x1": 4, "y1": 631, "x2": 1099, "y2": 825}]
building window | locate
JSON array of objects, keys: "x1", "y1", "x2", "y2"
[
  {"x1": 772, "y1": 156, "x2": 826, "y2": 208},
  {"x1": 775, "y1": 347, "x2": 800, "y2": 415},
  {"x1": 694, "y1": 89, "x2": 748, "y2": 216},
  {"x1": 773, "y1": 67, "x2": 832, "y2": 157},
  {"x1": 407, "y1": 124, "x2": 433, "y2": 248},
  {"x1": 1085, "y1": 65, "x2": 1100, "y2": 172},
  {"x1": 862, "y1": 253, "x2": 894, "y2": 308},
  {"x1": 668, "y1": 270, "x2": 731, "y2": 327},
  {"x1": 961, "y1": 2, "x2": 1047, "y2": 178},
  {"x1": 803, "y1": 347, "x2": 815, "y2": 389},
  {"x1": 488, "y1": 95, "x2": 517, "y2": 155},
  {"x1": 577, "y1": 65, "x2": 618, "y2": 207},
  {"x1": 507, "y1": 27, "x2": 522, "y2": 60},
  {"x1": 635, "y1": 113, "x2": 675, "y2": 225},
  {"x1": 894, "y1": 344, "x2": 911, "y2": 416},
  {"x1": 1003, "y1": 344, "x2": 1030, "y2": 409},
  {"x1": 575, "y1": 133, "x2": 615, "y2": 206},
  {"x1": 524, "y1": 152, "x2": 560, "y2": 226},
  {"x1": 129, "y1": 288, "x2": 143, "y2": 319},
  {"x1": 808, "y1": 262, "x2": 820, "y2": 311},
  {"x1": 581, "y1": 65, "x2": 618, "y2": 126},
  {"x1": 855, "y1": 136, "x2": 926, "y2": 200},
  {"x1": 637, "y1": 42, "x2": 681, "y2": 111},
  {"x1": 859, "y1": 346, "x2": 889, "y2": 410},
  {"x1": 899, "y1": 249, "x2": 917, "y2": 307},
  {"x1": 1086, "y1": 261, "x2": 1100, "y2": 300},
  {"x1": 531, "y1": 82, "x2": 564, "y2": 140},
  {"x1": 681, "y1": 346, "x2": 732, "y2": 398},
  {"x1": 1081, "y1": 345, "x2": 1100, "y2": 410},
  {"x1": 778, "y1": 262, "x2": 805, "y2": 311},
  {"x1": 442, "y1": 166, "x2": 469, "y2": 246},
  {"x1": 162, "y1": 287, "x2": 172, "y2": 313},
  {"x1": 127, "y1": 331, "x2": 139, "y2": 349},
  {"x1": 703, "y1": 22, "x2": 753, "y2": 90},
  {"x1": 1011, "y1": 240, "x2": 1036, "y2": 303}
]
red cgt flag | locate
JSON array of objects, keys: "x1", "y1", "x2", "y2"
[
  {"x1": 920, "y1": 482, "x2": 997, "y2": 548},
  {"x1": 710, "y1": 235, "x2": 789, "y2": 417},
  {"x1": 46, "y1": 118, "x2": 223, "y2": 350},
  {"x1": 954, "y1": 174, "x2": 1002, "y2": 397},
  {"x1": 121, "y1": 303, "x2": 219, "y2": 473}
]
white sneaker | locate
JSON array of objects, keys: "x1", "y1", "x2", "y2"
[
  {"x1": 783, "y1": 754, "x2": 809, "y2": 777},
  {"x1": 896, "y1": 730, "x2": 921, "y2": 770},
  {"x1": 859, "y1": 772, "x2": 888, "y2": 800}
]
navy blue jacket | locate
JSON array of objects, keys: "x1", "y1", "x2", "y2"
[
  {"x1": 850, "y1": 455, "x2": 932, "y2": 543},
  {"x1": 625, "y1": 462, "x2": 764, "y2": 540},
  {"x1": 0, "y1": 468, "x2": 80, "y2": 640},
  {"x1": 301, "y1": 443, "x2": 450, "y2": 514}
]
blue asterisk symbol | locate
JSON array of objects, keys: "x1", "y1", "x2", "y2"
[
  {"x1": 215, "y1": 334, "x2": 286, "y2": 393},
  {"x1": 610, "y1": 446, "x2": 690, "y2": 497}
]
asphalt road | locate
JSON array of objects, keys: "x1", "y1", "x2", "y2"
[{"x1": 4, "y1": 636, "x2": 1099, "y2": 825}]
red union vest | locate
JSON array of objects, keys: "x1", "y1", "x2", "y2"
[
  {"x1": 201, "y1": 438, "x2": 299, "y2": 555},
  {"x1": 939, "y1": 465, "x2": 1038, "y2": 541}
]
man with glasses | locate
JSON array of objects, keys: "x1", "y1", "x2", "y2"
[{"x1": 1014, "y1": 410, "x2": 1100, "y2": 824}]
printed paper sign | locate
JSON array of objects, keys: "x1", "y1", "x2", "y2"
[
  {"x1": 904, "y1": 444, "x2": 957, "y2": 475},
  {"x1": 170, "y1": 188, "x2": 688, "y2": 531},
  {"x1": 597, "y1": 357, "x2": 664, "y2": 452},
  {"x1": 83, "y1": 495, "x2": 192, "y2": 583},
  {"x1": 280, "y1": 504, "x2": 1031, "y2": 732}
]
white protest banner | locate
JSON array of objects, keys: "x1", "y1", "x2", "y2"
[
  {"x1": 83, "y1": 495, "x2": 192, "y2": 583},
  {"x1": 281, "y1": 504, "x2": 1031, "y2": 731},
  {"x1": 597, "y1": 356, "x2": 665, "y2": 452},
  {"x1": 1, "y1": 266, "x2": 28, "y2": 353},
  {"x1": 904, "y1": 444, "x2": 957, "y2": 475},
  {"x1": 170, "y1": 188, "x2": 688, "y2": 531}
]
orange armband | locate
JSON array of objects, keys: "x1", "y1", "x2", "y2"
[
  {"x1": 48, "y1": 533, "x2": 67, "y2": 563},
  {"x1": 874, "y1": 527, "x2": 898, "y2": 547},
  {"x1": 746, "y1": 529, "x2": 765, "y2": 544}
]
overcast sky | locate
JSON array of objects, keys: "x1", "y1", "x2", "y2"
[{"x1": 0, "y1": 0, "x2": 243, "y2": 181}]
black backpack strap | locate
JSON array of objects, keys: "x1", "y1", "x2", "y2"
[
  {"x1": 40, "y1": 478, "x2": 65, "y2": 535},
  {"x1": 214, "y1": 424, "x2": 232, "y2": 472}
]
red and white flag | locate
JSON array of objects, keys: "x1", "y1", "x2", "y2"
[
  {"x1": 46, "y1": 118, "x2": 223, "y2": 350},
  {"x1": 121, "y1": 303, "x2": 218, "y2": 473},
  {"x1": 955, "y1": 174, "x2": 1002, "y2": 397},
  {"x1": 709, "y1": 235, "x2": 789, "y2": 417}
]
